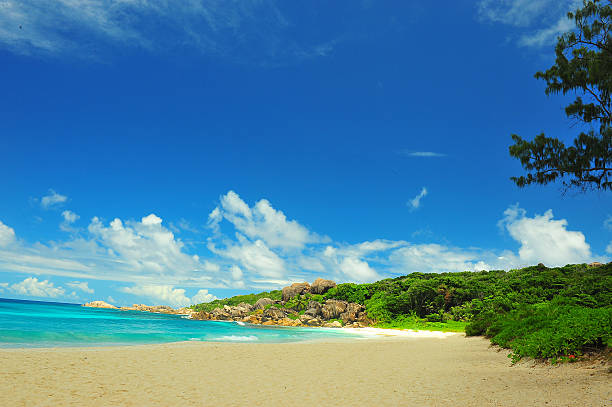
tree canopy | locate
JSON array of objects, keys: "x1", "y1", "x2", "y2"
[{"x1": 509, "y1": 0, "x2": 611, "y2": 191}]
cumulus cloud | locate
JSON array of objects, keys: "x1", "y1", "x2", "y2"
[
  {"x1": 338, "y1": 257, "x2": 379, "y2": 283},
  {"x1": 40, "y1": 189, "x2": 67, "y2": 208},
  {"x1": 0, "y1": 220, "x2": 16, "y2": 247},
  {"x1": 211, "y1": 191, "x2": 324, "y2": 250},
  {"x1": 88, "y1": 214, "x2": 217, "y2": 278},
  {"x1": 477, "y1": 0, "x2": 580, "y2": 47},
  {"x1": 408, "y1": 187, "x2": 428, "y2": 211},
  {"x1": 209, "y1": 237, "x2": 286, "y2": 279},
  {"x1": 8, "y1": 277, "x2": 66, "y2": 298},
  {"x1": 0, "y1": 190, "x2": 605, "y2": 301},
  {"x1": 499, "y1": 205, "x2": 592, "y2": 266},
  {"x1": 192, "y1": 289, "x2": 217, "y2": 304},
  {"x1": 120, "y1": 284, "x2": 217, "y2": 307},
  {"x1": 66, "y1": 280, "x2": 93, "y2": 294}
]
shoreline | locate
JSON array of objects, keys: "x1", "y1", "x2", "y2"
[
  {"x1": 0, "y1": 321, "x2": 465, "y2": 351},
  {"x1": 1, "y1": 335, "x2": 609, "y2": 406},
  {"x1": 0, "y1": 326, "x2": 462, "y2": 351}
]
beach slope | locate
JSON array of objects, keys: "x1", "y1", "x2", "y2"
[{"x1": 0, "y1": 335, "x2": 609, "y2": 407}]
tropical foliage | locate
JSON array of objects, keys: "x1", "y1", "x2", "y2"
[
  {"x1": 509, "y1": 0, "x2": 611, "y2": 191},
  {"x1": 192, "y1": 263, "x2": 611, "y2": 361}
]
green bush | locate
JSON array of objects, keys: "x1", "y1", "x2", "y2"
[{"x1": 489, "y1": 304, "x2": 612, "y2": 362}]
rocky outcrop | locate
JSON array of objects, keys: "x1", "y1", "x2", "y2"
[
  {"x1": 588, "y1": 262, "x2": 603, "y2": 268},
  {"x1": 254, "y1": 298, "x2": 276, "y2": 310},
  {"x1": 263, "y1": 306, "x2": 287, "y2": 320},
  {"x1": 282, "y1": 282, "x2": 311, "y2": 302},
  {"x1": 311, "y1": 278, "x2": 336, "y2": 294},
  {"x1": 191, "y1": 278, "x2": 372, "y2": 329},
  {"x1": 321, "y1": 299, "x2": 348, "y2": 320},
  {"x1": 304, "y1": 301, "x2": 322, "y2": 317},
  {"x1": 83, "y1": 300, "x2": 117, "y2": 309},
  {"x1": 117, "y1": 304, "x2": 194, "y2": 315}
]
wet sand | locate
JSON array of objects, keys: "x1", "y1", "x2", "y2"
[{"x1": 0, "y1": 334, "x2": 610, "y2": 406}]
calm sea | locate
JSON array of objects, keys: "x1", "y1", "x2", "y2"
[{"x1": 0, "y1": 298, "x2": 363, "y2": 348}]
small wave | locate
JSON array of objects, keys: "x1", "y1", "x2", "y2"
[
  {"x1": 188, "y1": 338, "x2": 201, "y2": 341},
  {"x1": 235, "y1": 321, "x2": 246, "y2": 326},
  {"x1": 217, "y1": 335, "x2": 258, "y2": 342}
]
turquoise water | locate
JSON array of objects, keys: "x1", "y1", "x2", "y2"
[{"x1": 0, "y1": 298, "x2": 362, "y2": 348}]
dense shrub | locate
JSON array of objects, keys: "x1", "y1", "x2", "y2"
[{"x1": 486, "y1": 303, "x2": 612, "y2": 362}]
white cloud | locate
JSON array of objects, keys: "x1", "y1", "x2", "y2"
[
  {"x1": 500, "y1": 205, "x2": 592, "y2": 266},
  {"x1": 0, "y1": 221, "x2": 16, "y2": 247},
  {"x1": 0, "y1": 189, "x2": 606, "y2": 300},
  {"x1": 120, "y1": 284, "x2": 217, "y2": 307},
  {"x1": 60, "y1": 210, "x2": 80, "y2": 232},
  {"x1": 212, "y1": 191, "x2": 324, "y2": 250},
  {"x1": 9, "y1": 277, "x2": 66, "y2": 298},
  {"x1": 66, "y1": 280, "x2": 93, "y2": 294},
  {"x1": 210, "y1": 237, "x2": 286, "y2": 279},
  {"x1": 604, "y1": 215, "x2": 612, "y2": 231},
  {"x1": 192, "y1": 289, "x2": 217, "y2": 304},
  {"x1": 402, "y1": 151, "x2": 446, "y2": 157},
  {"x1": 519, "y1": 14, "x2": 575, "y2": 47},
  {"x1": 477, "y1": 0, "x2": 580, "y2": 47},
  {"x1": 62, "y1": 210, "x2": 79, "y2": 224},
  {"x1": 120, "y1": 284, "x2": 191, "y2": 307},
  {"x1": 387, "y1": 243, "x2": 512, "y2": 274},
  {"x1": 141, "y1": 213, "x2": 162, "y2": 226},
  {"x1": 0, "y1": 0, "x2": 346, "y2": 64},
  {"x1": 230, "y1": 265, "x2": 243, "y2": 280},
  {"x1": 338, "y1": 257, "x2": 380, "y2": 283},
  {"x1": 40, "y1": 189, "x2": 67, "y2": 209},
  {"x1": 477, "y1": 0, "x2": 561, "y2": 26},
  {"x1": 408, "y1": 187, "x2": 428, "y2": 211},
  {"x1": 88, "y1": 214, "x2": 214, "y2": 278}
]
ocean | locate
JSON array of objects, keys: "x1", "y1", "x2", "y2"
[{"x1": 0, "y1": 298, "x2": 364, "y2": 348}]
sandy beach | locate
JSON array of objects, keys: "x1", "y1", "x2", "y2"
[{"x1": 0, "y1": 332, "x2": 609, "y2": 407}]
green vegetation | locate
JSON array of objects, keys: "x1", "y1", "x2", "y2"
[
  {"x1": 375, "y1": 316, "x2": 467, "y2": 333},
  {"x1": 509, "y1": 0, "x2": 611, "y2": 191},
  {"x1": 190, "y1": 290, "x2": 282, "y2": 312},
  {"x1": 192, "y1": 263, "x2": 611, "y2": 362}
]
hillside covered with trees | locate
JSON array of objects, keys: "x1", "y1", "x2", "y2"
[{"x1": 192, "y1": 263, "x2": 611, "y2": 362}]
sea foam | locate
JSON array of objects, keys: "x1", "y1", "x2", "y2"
[{"x1": 216, "y1": 335, "x2": 258, "y2": 342}]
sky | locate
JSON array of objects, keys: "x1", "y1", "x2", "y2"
[{"x1": 0, "y1": 0, "x2": 610, "y2": 307}]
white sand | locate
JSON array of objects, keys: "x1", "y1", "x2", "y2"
[{"x1": 0, "y1": 333, "x2": 610, "y2": 407}]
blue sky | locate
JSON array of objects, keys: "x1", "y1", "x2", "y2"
[{"x1": 0, "y1": 0, "x2": 610, "y2": 307}]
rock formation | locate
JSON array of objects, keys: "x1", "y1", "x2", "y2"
[
  {"x1": 254, "y1": 298, "x2": 276, "y2": 310},
  {"x1": 282, "y1": 282, "x2": 311, "y2": 301},
  {"x1": 191, "y1": 278, "x2": 372, "y2": 329},
  {"x1": 311, "y1": 278, "x2": 336, "y2": 294},
  {"x1": 83, "y1": 301, "x2": 118, "y2": 309}
]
